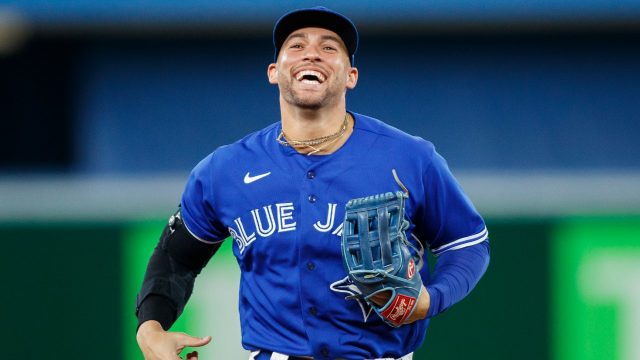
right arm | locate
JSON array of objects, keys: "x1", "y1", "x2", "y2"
[{"x1": 135, "y1": 209, "x2": 220, "y2": 360}]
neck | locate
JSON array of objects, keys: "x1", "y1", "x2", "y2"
[
  {"x1": 278, "y1": 104, "x2": 353, "y2": 155},
  {"x1": 280, "y1": 104, "x2": 348, "y2": 140}
]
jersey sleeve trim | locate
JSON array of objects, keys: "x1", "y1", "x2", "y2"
[
  {"x1": 183, "y1": 220, "x2": 225, "y2": 245},
  {"x1": 431, "y1": 227, "x2": 488, "y2": 256}
]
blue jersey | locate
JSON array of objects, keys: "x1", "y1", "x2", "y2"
[{"x1": 180, "y1": 112, "x2": 488, "y2": 359}]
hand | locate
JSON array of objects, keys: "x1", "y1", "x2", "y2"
[
  {"x1": 368, "y1": 285, "x2": 430, "y2": 325},
  {"x1": 405, "y1": 285, "x2": 430, "y2": 324},
  {"x1": 136, "y1": 320, "x2": 212, "y2": 360},
  {"x1": 368, "y1": 290, "x2": 392, "y2": 307}
]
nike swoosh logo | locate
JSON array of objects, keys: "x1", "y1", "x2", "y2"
[{"x1": 244, "y1": 172, "x2": 271, "y2": 184}]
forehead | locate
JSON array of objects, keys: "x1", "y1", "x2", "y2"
[{"x1": 284, "y1": 27, "x2": 347, "y2": 47}]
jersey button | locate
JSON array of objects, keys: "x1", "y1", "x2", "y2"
[
  {"x1": 308, "y1": 194, "x2": 317, "y2": 203},
  {"x1": 307, "y1": 262, "x2": 315, "y2": 270},
  {"x1": 309, "y1": 307, "x2": 318, "y2": 316},
  {"x1": 306, "y1": 170, "x2": 315, "y2": 179},
  {"x1": 320, "y1": 347, "x2": 330, "y2": 358}
]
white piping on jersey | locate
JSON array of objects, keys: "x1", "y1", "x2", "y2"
[
  {"x1": 438, "y1": 236, "x2": 488, "y2": 253},
  {"x1": 183, "y1": 221, "x2": 222, "y2": 245},
  {"x1": 431, "y1": 227, "x2": 488, "y2": 255},
  {"x1": 432, "y1": 226, "x2": 488, "y2": 251}
]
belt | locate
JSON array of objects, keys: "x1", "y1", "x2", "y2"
[{"x1": 250, "y1": 350, "x2": 413, "y2": 360}]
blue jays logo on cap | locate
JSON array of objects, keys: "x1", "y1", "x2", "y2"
[{"x1": 273, "y1": 6, "x2": 359, "y2": 64}]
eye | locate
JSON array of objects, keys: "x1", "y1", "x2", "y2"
[
  {"x1": 289, "y1": 43, "x2": 303, "y2": 49},
  {"x1": 323, "y1": 45, "x2": 337, "y2": 52}
]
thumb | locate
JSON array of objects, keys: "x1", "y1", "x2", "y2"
[{"x1": 176, "y1": 333, "x2": 212, "y2": 348}]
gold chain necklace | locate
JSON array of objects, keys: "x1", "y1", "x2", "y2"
[{"x1": 277, "y1": 115, "x2": 348, "y2": 154}]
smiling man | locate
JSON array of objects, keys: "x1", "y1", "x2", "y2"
[{"x1": 135, "y1": 7, "x2": 490, "y2": 360}]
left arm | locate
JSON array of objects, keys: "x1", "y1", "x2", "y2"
[
  {"x1": 405, "y1": 241, "x2": 490, "y2": 322},
  {"x1": 368, "y1": 144, "x2": 491, "y2": 325},
  {"x1": 409, "y1": 144, "x2": 491, "y2": 322}
]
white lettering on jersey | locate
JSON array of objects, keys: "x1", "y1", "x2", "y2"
[
  {"x1": 332, "y1": 222, "x2": 343, "y2": 236},
  {"x1": 233, "y1": 217, "x2": 256, "y2": 254},
  {"x1": 228, "y1": 227, "x2": 244, "y2": 253},
  {"x1": 229, "y1": 201, "x2": 347, "y2": 254},
  {"x1": 276, "y1": 202, "x2": 297, "y2": 232},
  {"x1": 251, "y1": 205, "x2": 276, "y2": 237},
  {"x1": 314, "y1": 203, "x2": 337, "y2": 232}
]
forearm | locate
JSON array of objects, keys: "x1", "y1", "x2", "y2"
[
  {"x1": 135, "y1": 211, "x2": 221, "y2": 330},
  {"x1": 136, "y1": 241, "x2": 196, "y2": 330},
  {"x1": 425, "y1": 241, "x2": 490, "y2": 318},
  {"x1": 136, "y1": 284, "x2": 181, "y2": 331}
]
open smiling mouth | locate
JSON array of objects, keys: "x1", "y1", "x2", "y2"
[{"x1": 295, "y1": 70, "x2": 326, "y2": 85}]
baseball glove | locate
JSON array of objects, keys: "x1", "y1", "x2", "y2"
[{"x1": 341, "y1": 191, "x2": 423, "y2": 327}]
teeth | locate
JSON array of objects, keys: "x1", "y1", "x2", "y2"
[{"x1": 295, "y1": 70, "x2": 326, "y2": 82}]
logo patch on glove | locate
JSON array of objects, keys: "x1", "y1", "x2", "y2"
[
  {"x1": 407, "y1": 258, "x2": 415, "y2": 279},
  {"x1": 380, "y1": 294, "x2": 416, "y2": 326}
]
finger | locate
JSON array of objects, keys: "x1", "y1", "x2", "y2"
[
  {"x1": 176, "y1": 333, "x2": 212, "y2": 348},
  {"x1": 186, "y1": 351, "x2": 199, "y2": 360}
]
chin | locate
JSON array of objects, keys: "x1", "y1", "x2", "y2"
[
  {"x1": 296, "y1": 102, "x2": 324, "y2": 110},
  {"x1": 287, "y1": 94, "x2": 327, "y2": 109},
  {"x1": 290, "y1": 97, "x2": 323, "y2": 109}
]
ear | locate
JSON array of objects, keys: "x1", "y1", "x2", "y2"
[
  {"x1": 346, "y1": 67, "x2": 359, "y2": 90},
  {"x1": 267, "y1": 63, "x2": 278, "y2": 85}
]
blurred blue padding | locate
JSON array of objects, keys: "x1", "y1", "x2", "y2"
[{"x1": 74, "y1": 34, "x2": 640, "y2": 173}]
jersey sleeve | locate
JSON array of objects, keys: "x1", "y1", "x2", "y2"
[
  {"x1": 180, "y1": 152, "x2": 229, "y2": 244},
  {"x1": 419, "y1": 149, "x2": 488, "y2": 256}
]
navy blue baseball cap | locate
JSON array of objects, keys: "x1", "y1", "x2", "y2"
[{"x1": 273, "y1": 6, "x2": 359, "y2": 64}]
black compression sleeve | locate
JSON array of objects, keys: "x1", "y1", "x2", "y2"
[
  {"x1": 135, "y1": 210, "x2": 222, "y2": 331},
  {"x1": 137, "y1": 295, "x2": 176, "y2": 331}
]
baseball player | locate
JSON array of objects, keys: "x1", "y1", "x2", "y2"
[{"x1": 135, "y1": 6, "x2": 490, "y2": 360}]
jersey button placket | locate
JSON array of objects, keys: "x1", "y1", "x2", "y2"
[
  {"x1": 307, "y1": 170, "x2": 316, "y2": 203},
  {"x1": 300, "y1": 166, "x2": 324, "y2": 352},
  {"x1": 306, "y1": 170, "x2": 316, "y2": 179}
]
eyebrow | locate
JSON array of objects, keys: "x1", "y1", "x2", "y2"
[
  {"x1": 285, "y1": 33, "x2": 306, "y2": 42},
  {"x1": 320, "y1": 34, "x2": 343, "y2": 45},
  {"x1": 285, "y1": 33, "x2": 345, "y2": 47}
]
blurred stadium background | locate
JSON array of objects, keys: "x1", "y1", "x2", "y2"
[{"x1": 1, "y1": 1, "x2": 640, "y2": 359}]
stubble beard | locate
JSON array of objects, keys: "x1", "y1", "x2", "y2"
[{"x1": 280, "y1": 77, "x2": 341, "y2": 110}]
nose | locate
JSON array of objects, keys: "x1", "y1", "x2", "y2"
[{"x1": 303, "y1": 44, "x2": 322, "y2": 61}]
